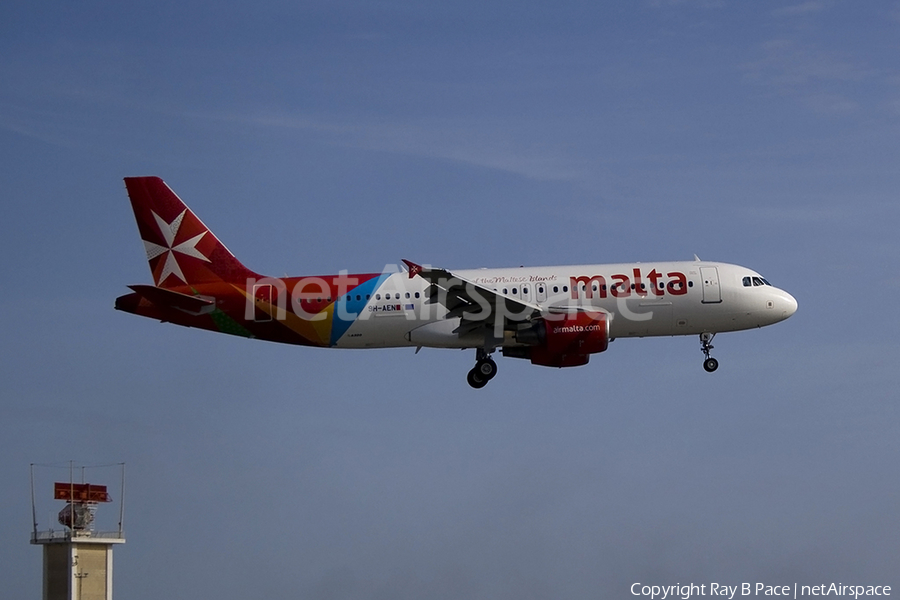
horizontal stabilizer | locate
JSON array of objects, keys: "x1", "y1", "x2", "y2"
[{"x1": 127, "y1": 284, "x2": 215, "y2": 314}]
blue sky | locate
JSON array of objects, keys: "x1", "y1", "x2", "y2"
[{"x1": 2, "y1": 1, "x2": 899, "y2": 598}]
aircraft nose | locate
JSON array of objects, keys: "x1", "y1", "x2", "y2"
[{"x1": 782, "y1": 291, "x2": 798, "y2": 319}]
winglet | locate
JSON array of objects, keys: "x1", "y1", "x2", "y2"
[{"x1": 402, "y1": 259, "x2": 423, "y2": 279}]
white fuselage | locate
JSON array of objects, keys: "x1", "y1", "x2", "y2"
[{"x1": 335, "y1": 261, "x2": 798, "y2": 349}]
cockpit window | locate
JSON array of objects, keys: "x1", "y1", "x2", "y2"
[{"x1": 744, "y1": 275, "x2": 773, "y2": 287}]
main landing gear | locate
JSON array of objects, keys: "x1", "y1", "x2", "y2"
[
  {"x1": 700, "y1": 332, "x2": 718, "y2": 372},
  {"x1": 467, "y1": 349, "x2": 498, "y2": 389}
]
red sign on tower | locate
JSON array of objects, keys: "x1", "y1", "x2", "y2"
[{"x1": 54, "y1": 482, "x2": 111, "y2": 503}]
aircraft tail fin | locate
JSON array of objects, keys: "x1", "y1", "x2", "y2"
[{"x1": 123, "y1": 177, "x2": 258, "y2": 288}]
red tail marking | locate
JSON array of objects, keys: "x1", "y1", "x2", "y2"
[
  {"x1": 124, "y1": 177, "x2": 258, "y2": 288},
  {"x1": 403, "y1": 259, "x2": 423, "y2": 279}
]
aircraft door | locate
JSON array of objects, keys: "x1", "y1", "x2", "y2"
[
  {"x1": 253, "y1": 283, "x2": 273, "y2": 321},
  {"x1": 700, "y1": 267, "x2": 722, "y2": 304},
  {"x1": 521, "y1": 283, "x2": 531, "y2": 303},
  {"x1": 536, "y1": 282, "x2": 548, "y2": 303}
]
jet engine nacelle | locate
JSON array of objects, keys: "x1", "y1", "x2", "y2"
[{"x1": 506, "y1": 311, "x2": 610, "y2": 367}]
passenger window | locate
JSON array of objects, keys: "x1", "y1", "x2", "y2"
[
  {"x1": 553, "y1": 286, "x2": 559, "y2": 293},
  {"x1": 563, "y1": 285, "x2": 568, "y2": 292},
  {"x1": 414, "y1": 292, "x2": 420, "y2": 298},
  {"x1": 376, "y1": 294, "x2": 381, "y2": 300}
]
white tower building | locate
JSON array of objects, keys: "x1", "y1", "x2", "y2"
[{"x1": 31, "y1": 471, "x2": 125, "y2": 600}]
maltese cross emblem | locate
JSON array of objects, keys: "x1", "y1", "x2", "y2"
[{"x1": 143, "y1": 210, "x2": 210, "y2": 284}]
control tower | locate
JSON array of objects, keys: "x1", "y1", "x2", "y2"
[{"x1": 30, "y1": 465, "x2": 125, "y2": 600}]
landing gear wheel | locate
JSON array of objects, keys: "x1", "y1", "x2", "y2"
[
  {"x1": 476, "y1": 358, "x2": 497, "y2": 380},
  {"x1": 468, "y1": 349, "x2": 497, "y2": 388},
  {"x1": 699, "y1": 333, "x2": 718, "y2": 373},
  {"x1": 467, "y1": 368, "x2": 488, "y2": 389}
]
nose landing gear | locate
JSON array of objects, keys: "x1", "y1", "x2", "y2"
[
  {"x1": 467, "y1": 349, "x2": 497, "y2": 389},
  {"x1": 700, "y1": 332, "x2": 718, "y2": 372}
]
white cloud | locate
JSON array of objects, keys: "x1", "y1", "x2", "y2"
[
  {"x1": 741, "y1": 39, "x2": 879, "y2": 114},
  {"x1": 0, "y1": 103, "x2": 87, "y2": 149},
  {"x1": 744, "y1": 39, "x2": 870, "y2": 87},
  {"x1": 206, "y1": 110, "x2": 587, "y2": 183},
  {"x1": 771, "y1": 1, "x2": 826, "y2": 18},
  {"x1": 801, "y1": 92, "x2": 858, "y2": 113},
  {"x1": 736, "y1": 203, "x2": 847, "y2": 224},
  {"x1": 645, "y1": 0, "x2": 725, "y2": 8}
]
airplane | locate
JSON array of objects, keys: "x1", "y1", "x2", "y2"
[{"x1": 116, "y1": 176, "x2": 798, "y2": 388}]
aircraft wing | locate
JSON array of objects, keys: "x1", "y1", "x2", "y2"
[{"x1": 402, "y1": 260, "x2": 541, "y2": 333}]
